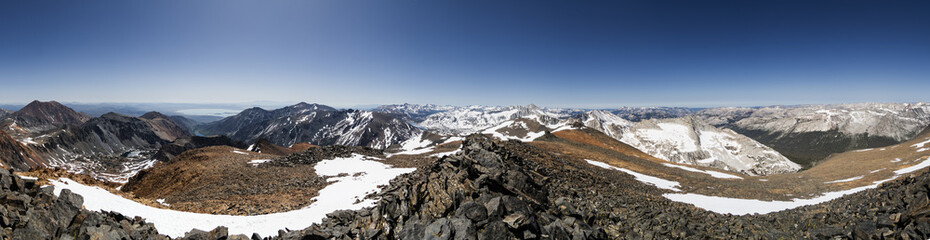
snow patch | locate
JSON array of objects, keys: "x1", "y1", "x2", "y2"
[
  {"x1": 248, "y1": 159, "x2": 271, "y2": 166},
  {"x1": 16, "y1": 175, "x2": 38, "y2": 180},
  {"x1": 429, "y1": 149, "x2": 462, "y2": 158},
  {"x1": 894, "y1": 157, "x2": 930, "y2": 175},
  {"x1": 666, "y1": 157, "x2": 930, "y2": 215},
  {"x1": 913, "y1": 138, "x2": 930, "y2": 149},
  {"x1": 232, "y1": 150, "x2": 249, "y2": 155},
  {"x1": 585, "y1": 160, "x2": 680, "y2": 191},
  {"x1": 661, "y1": 163, "x2": 743, "y2": 179},
  {"x1": 824, "y1": 175, "x2": 864, "y2": 184},
  {"x1": 481, "y1": 120, "x2": 546, "y2": 142}
]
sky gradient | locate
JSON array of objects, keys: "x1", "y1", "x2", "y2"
[{"x1": 1, "y1": 1, "x2": 928, "y2": 108}]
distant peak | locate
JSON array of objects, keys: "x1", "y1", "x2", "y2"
[
  {"x1": 243, "y1": 107, "x2": 269, "y2": 112},
  {"x1": 139, "y1": 111, "x2": 169, "y2": 120},
  {"x1": 101, "y1": 112, "x2": 127, "y2": 118},
  {"x1": 22, "y1": 100, "x2": 64, "y2": 109},
  {"x1": 286, "y1": 102, "x2": 335, "y2": 111}
]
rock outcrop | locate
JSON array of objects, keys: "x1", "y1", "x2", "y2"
[
  {"x1": 152, "y1": 135, "x2": 247, "y2": 162},
  {"x1": 0, "y1": 169, "x2": 165, "y2": 239},
  {"x1": 268, "y1": 135, "x2": 607, "y2": 239}
]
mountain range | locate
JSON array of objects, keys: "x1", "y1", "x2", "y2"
[
  {"x1": 3, "y1": 100, "x2": 930, "y2": 239},
  {"x1": 196, "y1": 102, "x2": 420, "y2": 149},
  {"x1": 696, "y1": 103, "x2": 930, "y2": 166}
]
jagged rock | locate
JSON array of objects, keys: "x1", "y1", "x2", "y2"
[{"x1": 0, "y1": 170, "x2": 167, "y2": 239}]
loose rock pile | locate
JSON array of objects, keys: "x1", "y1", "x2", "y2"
[
  {"x1": 270, "y1": 134, "x2": 608, "y2": 239},
  {"x1": 0, "y1": 169, "x2": 164, "y2": 239}
]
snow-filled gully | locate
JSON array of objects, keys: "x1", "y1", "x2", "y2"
[
  {"x1": 50, "y1": 154, "x2": 415, "y2": 238},
  {"x1": 587, "y1": 157, "x2": 930, "y2": 215}
]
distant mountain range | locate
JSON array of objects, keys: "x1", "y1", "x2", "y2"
[
  {"x1": 2, "y1": 100, "x2": 929, "y2": 177},
  {"x1": 695, "y1": 103, "x2": 930, "y2": 166}
]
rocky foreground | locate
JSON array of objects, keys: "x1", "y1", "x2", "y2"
[{"x1": 4, "y1": 135, "x2": 930, "y2": 239}]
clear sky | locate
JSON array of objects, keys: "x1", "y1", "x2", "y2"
[{"x1": 1, "y1": 1, "x2": 928, "y2": 108}]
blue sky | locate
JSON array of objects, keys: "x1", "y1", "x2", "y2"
[{"x1": 1, "y1": 1, "x2": 928, "y2": 108}]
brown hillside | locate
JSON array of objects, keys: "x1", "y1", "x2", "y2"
[
  {"x1": 531, "y1": 126, "x2": 930, "y2": 201},
  {"x1": 0, "y1": 130, "x2": 46, "y2": 171},
  {"x1": 121, "y1": 146, "x2": 328, "y2": 215}
]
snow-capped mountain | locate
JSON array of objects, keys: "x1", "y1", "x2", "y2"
[
  {"x1": 373, "y1": 103, "x2": 458, "y2": 123},
  {"x1": 696, "y1": 103, "x2": 930, "y2": 165},
  {"x1": 580, "y1": 111, "x2": 801, "y2": 175},
  {"x1": 198, "y1": 103, "x2": 421, "y2": 149},
  {"x1": 197, "y1": 102, "x2": 337, "y2": 136},
  {"x1": 417, "y1": 104, "x2": 576, "y2": 135},
  {"x1": 609, "y1": 107, "x2": 695, "y2": 122}
]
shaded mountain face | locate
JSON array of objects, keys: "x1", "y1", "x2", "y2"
[
  {"x1": 35, "y1": 113, "x2": 173, "y2": 164},
  {"x1": 198, "y1": 103, "x2": 420, "y2": 149},
  {"x1": 579, "y1": 111, "x2": 800, "y2": 175},
  {"x1": 139, "y1": 112, "x2": 191, "y2": 141},
  {"x1": 168, "y1": 115, "x2": 199, "y2": 133},
  {"x1": 0, "y1": 109, "x2": 11, "y2": 119},
  {"x1": 696, "y1": 103, "x2": 930, "y2": 166},
  {"x1": 0, "y1": 130, "x2": 46, "y2": 171},
  {"x1": 196, "y1": 102, "x2": 336, "y2": 137}
]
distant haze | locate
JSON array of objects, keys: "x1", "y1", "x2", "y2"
[{"x1": 1, "y1": 1, "x2": 928, "y2": 108}]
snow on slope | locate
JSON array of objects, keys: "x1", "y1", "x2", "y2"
[
  {"x1": 481, "y1": 119, "x2": 549, "y2": 142},
  {"x1": 582, "y1": 112, "x2": 800, "y2": 175},
  {"x1": 588, "y1": 157, "x2": 930, "y2": 215},
  {"x1": 417, "y1": 104, "x2": 575, "y2": 135},
  {"x1": 661, "y1": 163, "x2": 743, "y2": 179},
  {"x1": 51, "y1": 154, "x2": 415, "y2": 237},
  {"x1": 698, "y1": 102, "x2": 930, "y2": 141},
  {"x1": 586, "y1": 159, "x2": 681, "y2": 191}
]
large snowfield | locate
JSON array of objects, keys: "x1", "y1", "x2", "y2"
[{"x1": 50, "y1": 154, "x2": 415, "y2": 238}]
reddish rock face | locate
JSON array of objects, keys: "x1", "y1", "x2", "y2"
[{"x1": 0, "y1": 130, "x2": 46, "y2": 171}]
